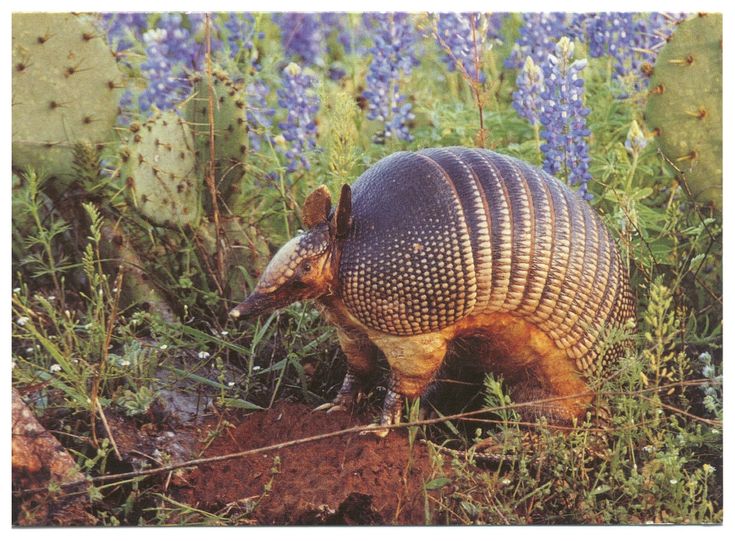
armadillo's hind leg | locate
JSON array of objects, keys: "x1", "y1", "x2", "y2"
[{"x1": 364, "y1": 331, "x2": 449, "y2": 437}]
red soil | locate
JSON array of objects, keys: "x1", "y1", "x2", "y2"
[{"x1": 176, "y1": 402, "x2": 442, "y2": 525}]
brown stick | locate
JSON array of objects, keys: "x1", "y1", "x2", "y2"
[{"x1": 204, "y1": 13, "x2": 225, "y2": 295}]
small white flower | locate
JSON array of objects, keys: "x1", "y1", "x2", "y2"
[
  {"x1": 50, "y1": 364, "x2": 62, "y2": 373},
  {"x1": 501, "y1": 478, "x2": 511, "y2": 485},
  {"x1": 220, "y1": 330, "x2": 229, "y2": 337},
  {"x1": 64, "y1": 310, "x2": 72, "y2": 319},
  {"x1": 253, "y1": 365, "x2": 262, "y2": 371},
  {"x1": 160, "y1": 344, "x2": 168, "y2": 350},
  {"x1": 642, "y1": 445, "x2": 654, "y2": 454},
  {"x1": 120, "y1": 359, "x2": 131, "y2": 367},
  {"x1": 48, "y1": 295, "x2": 56, "y2": 301},
  {"x1": 112, "y1": 287, "x2": 119, "y2": 293},
  {"x1": 16, "y1": 317, "x2": 29, "y2": 326},
  {"x1": 669, "y1": 479, "x2": 678, "y2": 485},
  {"x1": 25, "y1": 347, "x2": 34, "y2": 354},
  {"x1": 197, "y1": 351, "x2": 211, "y2": 360},
  {"x1": 13, "y1": 287, "x2": 21, "y2": 294},
  {"x1": 71, "y1": 358, "x2": 80, "y2": 364},
  {"x1": 227, "y1": 381, "x2": 235, "y2": 388}
]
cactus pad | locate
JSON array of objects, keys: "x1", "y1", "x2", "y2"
[
  {"x1": 645, "y1": 13, "x2": 722, "y2": 207},
  {"x1": 120, "y1": 112, "x2": 201, "y2": 228},
  {"x1": 12, "y1": 13, "x2": 124, "y2": 180},
  {"x1": 186, "y1": 68, "x2": 249, "y2": 179}
]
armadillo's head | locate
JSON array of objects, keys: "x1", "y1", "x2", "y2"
[{"x1": 229, "y1": 184, "x2": 352, "y2": 320}]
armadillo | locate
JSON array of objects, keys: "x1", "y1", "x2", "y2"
[{"x1": 230, "y1": 147, "x2": 636, "y2": 430}]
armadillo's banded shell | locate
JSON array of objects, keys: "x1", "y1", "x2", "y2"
[{"x1": 339, "y1": 147, "x2": 635, "y2": 373}]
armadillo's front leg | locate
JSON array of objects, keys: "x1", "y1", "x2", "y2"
[
  {"x1": 366, "y1": 331, "x2": 449, "y2": 437},
  {"x1": 315, "y1": 328, "x2": 379, "y2": 413}
]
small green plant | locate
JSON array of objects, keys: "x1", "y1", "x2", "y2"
[{"x1": 115, "y1": 387, "x2": 158, "y2": 417}]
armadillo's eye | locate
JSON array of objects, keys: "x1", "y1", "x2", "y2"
[{"x1": 302, "y1": 262, "x2": 312, "y2": 273}]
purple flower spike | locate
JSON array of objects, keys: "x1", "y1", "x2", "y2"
[
  {"x1": 505, "y1": 13, "x2": 574, "y2": 70},
  {"x1": 362, "y1": 13, "x2": 418, "y2": 142},
  {"x1": 275, "y1": 13, "x2": 325, "y2": 66},
  {"x1": 99, "y1": 13, "x2": 149, "y2": 53},
  {"x1": 512, "y1": 56, "x2": 545, "y2": 126},
  {"x1": 246, "y1": 80, "x2": 274, "y2": 152},
  {"x1": 137, "y1": 14, "x2": 211, "y2": 114},
  {"x1": 538, "y1": 37, "x2": 592, "y2": 199},
  {"x1": 276, "y1": 63, "x2": 320, "y2": 173},
  {"x1": 436, "y1": 13, "x2": 486, "y2": 83},
  {"x1": 224, "y1": 13, "x2": 259, "y2": 63},
  {"x1": 624, "y1": 120, "x2": 648, "y2": 155}
]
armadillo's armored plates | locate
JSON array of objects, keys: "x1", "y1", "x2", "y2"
[{"x1": 339, "y1": 147, "x2": 635, "y2": 376}]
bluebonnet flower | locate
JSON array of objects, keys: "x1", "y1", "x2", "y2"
[
  {"x1": 137, "y1": 13, "x2": 214, "y2": 114},
  {"x1": 436, "y1": 13, "x2": 486, "y2": 83},
  {"x1": 246, "y1": 80, "x2": 274, "y2": 151},
  {"x1": 320, "y1": 12, "x2": 353, "y2": 53},
  {"x1": 223, "y1": 13, "x2": 261, "y2": 63},
  {"x1": 569, "y1": 12, "x2": 687, "y2": 91},
  {"x1": 512, "y1": 56, "x2": 544, "y2": 126},
  {"x1": 99, "y1": 13, "x2": 149, "y2": 53},
  {"x1": 275, "y1": 13, "x2": 324, "y2": 66},
  {"x1": 486, "y1": 13, "x2": 508, "y2": 41},
  {"x1": 362, "y1": 13, "x2": 418, "y2": 142},
  {"x1": 276, "y1": 63, "x2": 320, "y2": 173},
  {"x1": 538, "y1": 37, "x2": 592, "y2": 199},
  {"x1": 581, "y1": 13, "x2": 637, "y2": 78},
  {"x1": 505, "y1": 13, "x2": 574, "y2": 69},
  {"x1": 624, "y1": 120, "x2": 648, "y2": 156}
]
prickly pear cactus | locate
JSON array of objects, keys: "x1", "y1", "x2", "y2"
[
  {"x1": 645, "y1": 13, "x2": 722, "y2": 207},
  {"x1": 120, "y1": 112, "x2": 201, "y2": 228},
  {"x1": 186, "y1": 68, "x2": 249, "y2": 183},
  {"x1": 12, "y1": 13, "x2": 124, "y2": 180}
]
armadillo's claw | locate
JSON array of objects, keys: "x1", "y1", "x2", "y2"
[
  {"x1": 359, "y1": 423, "x2": 391, "y2": 438},
  {"x1": 312, "y1": 402, "x2": 334, "y2": 412},
  {"x1": 327, "y1": 404, "x2": 348, "y2": 413},
  {"x1": 312, "y1": 402, "x2": 349, "y2": 414}
]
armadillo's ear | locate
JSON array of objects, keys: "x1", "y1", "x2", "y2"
[
  {"x1": 302, "y1": 185, "x2": 332, "y2": 229},
  {"x1": 333, "y1": 184, "x2": 352, "y2": 238}
]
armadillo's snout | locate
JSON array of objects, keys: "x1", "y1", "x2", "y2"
[{"x1": 229, "y1": 291, "x2": 279, "y2": 320}]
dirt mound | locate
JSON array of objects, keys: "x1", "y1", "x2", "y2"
[{"x1": 176, "y1": 402, "x2": 441, "y2": 525}]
